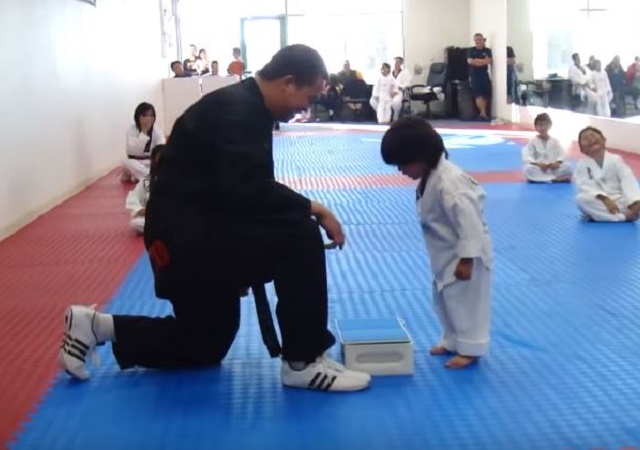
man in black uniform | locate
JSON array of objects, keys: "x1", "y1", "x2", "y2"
[
  {"x1": 60, "y1": 45, "x2": 371, "y2": 393},
  {"x1": 467, "y1": 33, "x2": 492, "y2": 121}
]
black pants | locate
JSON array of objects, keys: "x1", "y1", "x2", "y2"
[{"x1": 112, "y1": 210, "x2": 335, "y2": 370}]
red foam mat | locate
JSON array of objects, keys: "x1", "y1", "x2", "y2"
[{"x1": 0, "y1": 172, "x2": 144, "y2": 446}]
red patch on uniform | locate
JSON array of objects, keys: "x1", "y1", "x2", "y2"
[{"x1": 148, "y1": 240, "x2": 170, "y2": 270}]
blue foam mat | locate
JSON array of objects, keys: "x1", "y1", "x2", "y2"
[
  {"x1": 273, "y1": 132, "x2": 526, "y2": 178},
  {"x1": 12, "y1": 181, "x2": 640, "y2": 450}
]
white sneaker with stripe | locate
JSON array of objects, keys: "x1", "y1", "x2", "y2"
[
  {"x1": 59, "y1": 305, "x2": 100, "y2": 380},
  {"x1": 281, "y1": 355, "x2": 371, "y2": 392}
]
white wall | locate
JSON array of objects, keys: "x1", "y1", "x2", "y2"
[
  {"x1": 403, "y1": 0, "x2": 470, "y2": 77},
  {"x1": 507, "y1": 0, "x2": 533, "y2": 80},
  {"x1": 515, "y1": 106, "x2": 640, "y2": 155},
  {"x1": 0, "y1": 0, "x2": 166, "y2": 240}
]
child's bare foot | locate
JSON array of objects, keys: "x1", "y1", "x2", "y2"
[
  {"x1": 445, "y1": 354, "x2": 479, "y2": 369},
  {"x1": 429, "y1": 345, "x2": 454, "y2": 356}
]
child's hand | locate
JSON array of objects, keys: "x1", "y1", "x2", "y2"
[
  {"x1": 454, "y1": 258, "x2": 473, "y2": 281},
  {"x1": 538, "y1": 163, "x2": 550, "y2": 172},
  {"x1": 550, "y1": 162, "x2": 561, "y2": 170},
  {"x1": 600, "y1": 197, "x2": 619, "y2": 214},
  {"x1": 134, "y1": 208, "x2": 146, "y2": 218}
]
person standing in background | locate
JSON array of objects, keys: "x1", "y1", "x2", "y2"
[{"x1": 467, "y1": 33, "x2": 492, "y2": 121}]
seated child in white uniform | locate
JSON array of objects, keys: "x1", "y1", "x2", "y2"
[
  {"x1": 574, "y1": 126, "x2": 640, "y2": 222},
  {"x1": 370, "y1": 62, "x2": 400, "y2": 124},
  {"x1": 122, "y1": 102, "x2": 165, "y2": 183},
  {"x1": 522, "y1": 113, "x2": 573, "y2": 183},
  {"x1": 380, "y1": 117, "x2": 493, "y2": 369},
  {"x1": 125, "y1": 144, "x2": 164, "y2": 234}
]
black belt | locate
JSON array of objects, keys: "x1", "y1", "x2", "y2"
[
  {"x1": 251, "y1": 284, "x2": 282, "y2": 358},
  {"x1": 127, "y1": 155, "x2": 151, "y2": 161}
]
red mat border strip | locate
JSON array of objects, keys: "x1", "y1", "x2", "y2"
[{"x1": 0, "y1": 172, "x2": 144, "y2": 447}]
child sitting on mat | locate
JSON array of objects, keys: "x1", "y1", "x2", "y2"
[
  {"x1": 380, "y1": 117, "x2": 492, "y2": 369},
  {"x1": 125, "y1": 144, "x2": 164, "y2": 234},
  {"x1": 574, "y1": 126, "x2": 640, "y2": 222},
  {"x1": 522, "y1": 113, "x2": 573, "y2": 183}
]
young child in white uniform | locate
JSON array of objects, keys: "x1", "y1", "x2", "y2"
[
  {"x1": 125, "y1": 144, "x2": 164, "y2": 234},
  {"x1": 381, "y1": 117, "x2": 493, "y2": 369},
  {"x1": 370, "y1": 62, "x2": 400, "y2": 124},
  {"x1": 574, "y1": 126, "x2": 640, "y2": 222},
  {"x1": 522, "y1": 113, "x2": 573, "y2": 183},
  {"x1": 122, "y1": 102, "x2": 166, "y2": 183}
]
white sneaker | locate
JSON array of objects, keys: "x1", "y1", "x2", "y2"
[
  {"x1": 281, "y1": 355, "x2": 371, "y2": 392},
  {"x1": 59, "y1": 306, "x2": 99, "y2": 380}
]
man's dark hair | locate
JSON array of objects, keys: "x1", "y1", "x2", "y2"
[
  {"x1": 381, "y1": 116, "x2": 447, "y2": 168},
  {"x1": 394, "y1": 56, "x2": 404, "y2": 64},
  {"x1": 258, "y1": 44, "x2": 328, "y2": 87}
]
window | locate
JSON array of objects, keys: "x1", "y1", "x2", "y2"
[
  {"x1": 286, "y1": 0, "x2": 402, "y2": 15},
  {"x1": 531, "y1": 0, "x2": 640, "y2": 78},
  {"x1": 287, "y1": 11, "x2": 403, "y2": 82}
]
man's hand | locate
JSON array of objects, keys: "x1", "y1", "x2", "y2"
[
  {"x1": 311, "y1": 201, "x2": 346, "y2": 249},
  {"x1": 134, "y1": 208, "x2": 146, "y2": 218}
]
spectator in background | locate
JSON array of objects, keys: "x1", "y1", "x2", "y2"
[
  {"x1": 196, "y1": 49, "x2": 210, "y2": 75},
  {"x1": 507, "y1": 46, "x2": 519, "y2": 104},
  {"x1": 183, "y1": 44, "x2": 200, "y2": 73},
  {"x1": 467, "y1": 33, "x2": 492, "y2": 121},
  {"x1": 227, "y1": 47, "x2": 245, "y2": 78},
  {"x1": 170, "y1": 61, "x2": 192, "y2": 78}
]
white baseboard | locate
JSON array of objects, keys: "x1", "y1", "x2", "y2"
[{"x1": 0, "y1": 166, "x2": 116, "y2": 242}]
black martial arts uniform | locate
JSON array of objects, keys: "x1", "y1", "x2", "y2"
[{"x1": 111, "y1": 78, "x2": 336, "y2": 368}]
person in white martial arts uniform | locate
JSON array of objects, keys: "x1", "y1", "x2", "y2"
[
  {"x1": 522, "y1": 113, "x2": 573, "y2": 183},
  {"x1": 121, "y1": 102, "x2": 166, "y2": 183},
  {"x1": 391, "y1": 57, "x2": 411, "y2": 120},
  {"x1": 588, "y1": 60, "x2": 613, "y2": 117},
  {"x1": 574, "y1": 126, "x2": 640, "y2": 222},
  {"x1": 568, "y1": 53, "x2": 597, "y2": 115},
  {"x1": 370, "y1": 63, "x2": 400, "y2": 124},
  {"x1": 125, "y1": 144, "x2": 164, "y2": 234},
  {"x1": 380, "y1": 117, "x2": 492, "y2": 369}
]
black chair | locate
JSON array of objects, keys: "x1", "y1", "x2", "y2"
[{"x1": 408, "y1": 62, "x2": 448, "y2": 118}]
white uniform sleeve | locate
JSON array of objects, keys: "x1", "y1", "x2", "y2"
[
  {"x1": 125, "y1": 180, "x2": 148, "y2": 217},
  {"x1": 126, "y1": 126, "x2": 151, "y2": 158},
  {"x1": 573, "y1": 161, "x2": 607, "y2": 198},
  {"x1": 550, "y1": 138, "x2": 566, "y2": 162},
  {"x1": 615, "y1": 156, "x2": 640, "y2": 203},
  {"x1": 605, "y1": 76, "x2": 613, "y2": 101},
  {"x1": 372, "y1": 77, "x2": 381, "y2": 97},
  {"x1": 442, "y1": 182, "x2": 486, "y2": 259},
  {"x1": 522, "y1": 139, "x2": 536, "y2": 163},
  {"x1": 152, "y1": 127, "x2": 167, "y2": 147},
  {"x1": 397, "y1": 70, "x2": 411, "y2": 90}
]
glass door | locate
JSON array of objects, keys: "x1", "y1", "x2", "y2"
[{"x1": 240, "y1": 16, "x2": 287, "y2": 75}]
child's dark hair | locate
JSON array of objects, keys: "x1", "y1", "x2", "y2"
[
  {"x1": 534, "y1": 113, "x2": 552, "y2": 125},
  {"x1": 577, "y1": 126, "x2": 606, "y2": 151},
  {"x1": 144, "y1": 144, "x2": 165, "y2": 192},
  {"x1": 381, "y1": 117, "x2": 448, "y2": 168}
]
